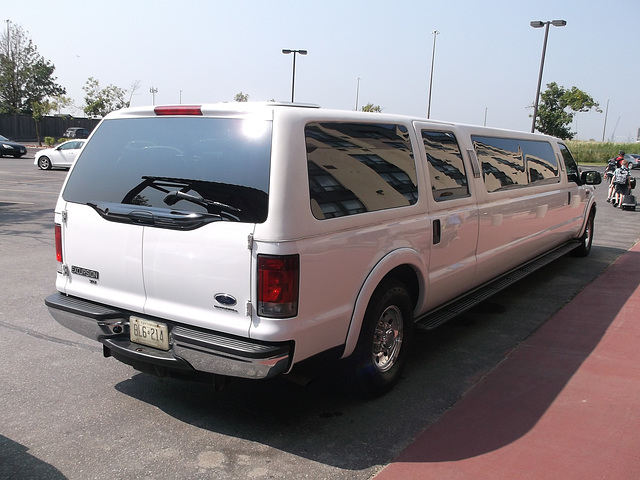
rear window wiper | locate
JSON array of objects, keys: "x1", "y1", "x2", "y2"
[
  {"x1": 163, "y1": 190, "x2": 241, "y2": 221},
  {"x1": 86, "y1": 202, "x2": 222, "y2": 230}
]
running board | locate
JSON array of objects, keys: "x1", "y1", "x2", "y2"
[{"x1": 414, "y1": 241, "x2": 580, "y2": 331}]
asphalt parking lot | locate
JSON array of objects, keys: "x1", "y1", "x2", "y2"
[{"x1": 1, "y1": 151, "x2": 639, "y2": 479}]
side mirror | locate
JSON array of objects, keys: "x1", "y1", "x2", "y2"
[{"x1": 580, "y1": 170, "x2": 602, "y2": 185}]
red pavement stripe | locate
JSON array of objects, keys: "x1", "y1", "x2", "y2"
[{"x1": 374, "y1": 241, "x2": 640, "y2": 480}]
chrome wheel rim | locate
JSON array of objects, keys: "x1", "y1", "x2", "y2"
[{"x1": 372, "y1": 305, "x2": 403, "y2": 372}]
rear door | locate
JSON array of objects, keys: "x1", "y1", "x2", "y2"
[
  {"x1": 58, "y1": 110, "x2": 273, "y2": 337},
  {"x1": 59, "y1": 201, "x2": 146, "y2": 312},
  {"x1": 57, "y1": 141, "x2": 83, "y2": 167},
  {"x1": 416, "y1": 125, "x2": 480, "y2": 308},
  {"x1": 142, "y1": 220, "x2": 255, "y2": 337}
]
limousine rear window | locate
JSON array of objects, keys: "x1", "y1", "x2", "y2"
[
  {"x1": 422, "y1": 130, "x2": 470, "y2": 201},
  {"x1": 306, "y1": 122, "x2": 418, "y2": 219},
  {"x1": 472, "y1": 136, "x2": 559, "y2": 193},
  {"x1": 62, "y1": 117, "x2": 272, "y2": 224}
]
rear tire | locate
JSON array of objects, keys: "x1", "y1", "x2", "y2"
[
  {"x1": 346, "y1": 279, "x2": 413, "y2": 398},
  {"x1": 572, "y1": 210, "x2": 594, "y2": 257}
]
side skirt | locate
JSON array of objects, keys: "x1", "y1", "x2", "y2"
[{"x1": 415, "y1": 241, "x2": 580, "y2": 331}]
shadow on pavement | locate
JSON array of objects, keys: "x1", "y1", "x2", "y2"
[
  {"x1": 111, "y1": 245, "x2": 627, "y2": 472},
  {"x1": 390, "y1": 247, "x2": 640, "y2": 463},
  {"x1": 0, "y1": 435, "x2": 67, "y2": 479}
]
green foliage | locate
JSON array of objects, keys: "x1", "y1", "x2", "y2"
[
  {"x1": 31, "y1": 99, "x2": 54, "y2": 145},
  {"x1": 535, "y1": 82, "x2": 600, "y2": 140},
  {"x1": 83, "y1": 77, "x2": 129, "y2": 118},
  {"x1": 361, "y1": 103, "x2": 382, "y2": 113},
  {"x1": 234, "y1": 92, "x2": 249, "y2": 102},
  {"x1": 44, "y1": 136, "x2": 55, "y2": 147},
  {"x1": 565, "y1": 140, "x2": 640, "y2": 164},
  {"x1": 0, "y1": 22, "x2": 65, "y2": 114}
]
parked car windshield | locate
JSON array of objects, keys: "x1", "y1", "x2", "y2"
[{"x1": 62, "y1": 117, "x2": 272, "y2": 223}]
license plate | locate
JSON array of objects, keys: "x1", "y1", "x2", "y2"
[{"x1": 130, "y1": 316, "x2": 169, "y2": 351}]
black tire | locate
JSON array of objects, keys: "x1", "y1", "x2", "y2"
[
  {"x1": 346, "y1": 279, "x2": 413, "y2": 398},
  {"x1": 37, "y1": 156, "x2": 52, "y2": 170},
  {"x1": 572, "y1": 210, "x2": 594, "y2": 257}
]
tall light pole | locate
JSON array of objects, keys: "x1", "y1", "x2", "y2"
[
  {"x1": 282, "y1": 49, "x2": 307, "y2": 103},
  {"x1": 355, "y1": 77, "x2": 361, "y2": 111},
  {"x1": 530, "y1": 19, "x2": 566, "y2": 133},
  {"x1": 602, "y1": 98, "x2": 610, "y2": 142},
  {"x1": 427, "y1": 30, "x2": 439, "y2": 119}
]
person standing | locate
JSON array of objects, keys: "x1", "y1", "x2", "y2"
[
  {"x1": 612, "y1": 158, "x2": 631, "y2": 208},
  {"x1": 606, "y1": 151, "x2": 626, "y2": 202}
]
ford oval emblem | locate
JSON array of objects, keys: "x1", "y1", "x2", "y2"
[{"x1": 215, "y1": 293, "x2": 237, "y2": 306}]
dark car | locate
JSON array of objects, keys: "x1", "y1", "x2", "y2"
[
  {"x1": 0, "y1": 134, "x2": 27, "y2": 158},
  {"x1": 625, "y1": 154, "x2": 640, "y2": 169},
  {"x1": 62, "y1": 127, "x2": 91, "y2": 139},
  {"x1": 607, "y1": 154, "x2": 640, "y2": 169}
]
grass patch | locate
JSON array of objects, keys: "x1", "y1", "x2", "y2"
[{"x1": 566, "y1": 141, "x2": 640, "y2": 165}]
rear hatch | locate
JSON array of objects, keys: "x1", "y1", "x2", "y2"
[{"x1": 57, "y1": 107, "x2": 272, "y2": 337}]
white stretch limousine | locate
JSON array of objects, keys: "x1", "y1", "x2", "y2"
[{"x1": 45, "y1": 103, "x2": 602, "y2": 397}]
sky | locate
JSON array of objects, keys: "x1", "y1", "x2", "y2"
[{"x1": 6, "y1": 0, "x2": 640, "y2": 142}]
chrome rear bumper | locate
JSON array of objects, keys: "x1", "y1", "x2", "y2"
[{"x1": 45, "y1": 293, "x2": 292, "y2": 379}]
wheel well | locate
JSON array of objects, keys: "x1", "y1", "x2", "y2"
[{"x1": 381, "y1": 265, "x2": 419, "y2": 310}]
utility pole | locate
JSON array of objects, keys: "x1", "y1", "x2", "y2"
[{"x1": 150, "y1": 87, "x2": 158, "y2": 105}]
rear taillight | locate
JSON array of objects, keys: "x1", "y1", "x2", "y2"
[
  {"x1": 257, "y1": 255, "x2": 299, "y2": 318},
  {"x1": 55, "y1": 223, "x2": 63, "y2": 269},
  {"x1": 154, "y1": 105, "x2": 202, "y2": 116}
]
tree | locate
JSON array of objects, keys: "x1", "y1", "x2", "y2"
[
  {"x1": 49, "y1": 94, "x2": 74, "y2": 114},
  {"x1": 0, "y1": 21, "x2": 65, "y2": 114},
  {"x1": 31, "y1": 99, "x2": 52, "y2": 146},
  {"x1": 534, "y1": 82, "x2": 600, "y2": 140},
  {"x1": 127, "y1": 79, "x2": 141, "y2": 105},
  {"x1": 361, "y1": 103, "x2": 382, "y2": 113},
  {"x1": 30, "y1": 94, "x2": 77, "y2": 146},
  {"x1": 234, "y1": 92, "x2": 249, "y2": 102},
  {"x1": 83, "y1": 77, "x2": 130, "y2": 117}
]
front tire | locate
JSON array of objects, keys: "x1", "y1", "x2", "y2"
[
  {"x1": 37, "y1": 156, "x2": 52, "y2": 170},
  {"x1": 572, "y1": 210, "x2": 595, "y2": 257},
  {"x1": 346, "y1": 279, "x2": 413, "y2": 398}
]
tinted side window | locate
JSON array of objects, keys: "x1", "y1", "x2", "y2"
[
  {"x1": 422, "y1": 130, "x2": 469, "y2": 201},
  {"x1": 558, "y1": 143, "x2": 580, "y2": 184},
  {"x1": 306, "y1": 122, "x2": 418, "y2": 220},
  {"x1": 473, "y1": 136, "x2": 526, "y2": 192},
  {"x1": 523, "y1": 140, "x2": 558, "y2": 184},
  {"x1": 473, "y1": 136, "x2": 559, "y2": 193}
]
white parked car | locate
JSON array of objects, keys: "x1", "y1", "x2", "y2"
[
  {"x1": 34, "y1": 140, "x2": 86, "y2": 169},
  {"x1": 45, "y1": 103, "x2": 601, "y2": 398}
]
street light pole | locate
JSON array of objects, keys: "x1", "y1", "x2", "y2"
[
  {"x1": 282, "y1": 49, "x2": 307, "y2": 103},
  {"x1": 427, "y1": 30, "x2": 439, "y2": 119},
  {"x1": 530, "y1": 19, "x2": 566, "y2": 133},
  {"x1": 602, "y1": 98, "x2": 610, "y2": 142}
]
